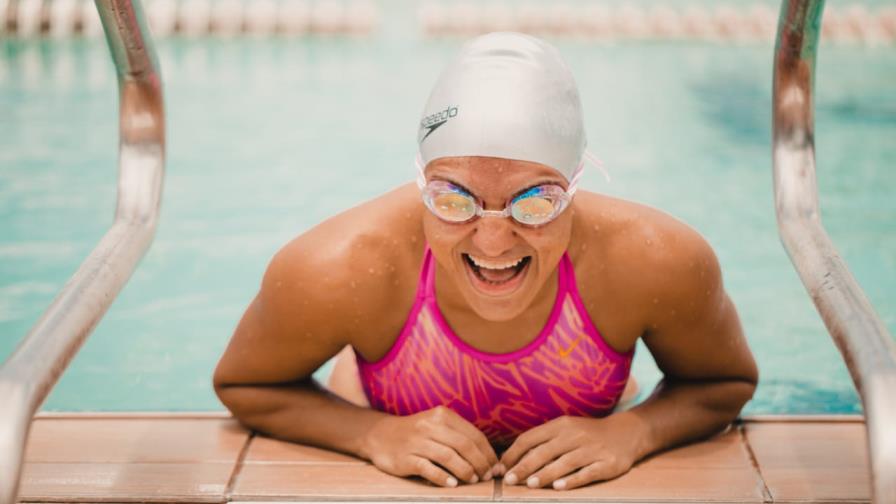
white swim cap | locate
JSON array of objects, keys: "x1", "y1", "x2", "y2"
[{"x1": 417, "y1": 32, "x2": 587, "y2": 183}]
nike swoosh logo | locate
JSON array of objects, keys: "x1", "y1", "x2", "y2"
[
  {"x1": 420, "y1": 119, "x2": 447, "y2": 142},
  {"x1": 559, "y1": 336, "x2": 584, "y2": 358}
]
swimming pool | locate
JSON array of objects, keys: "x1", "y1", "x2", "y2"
[{"x1": 1, "y1": 22, "x2": 894, "y2": 413}]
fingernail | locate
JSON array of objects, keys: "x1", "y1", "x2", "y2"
[
  {"x1": 504, "y1": 472, "x2": 518, "y2": 485},
  {"x1": 527, "y1": 476, "x2": 540, "y2": 488},
  {"x1": 446, "y1": 476, "x2": 458, "y2": 488},
  {"x1": 470, "y1": 474, "x2": 479, "y2": 484},
  {"x1": 484, "y1": 469, "x2": 493, "y2": 481},
  {"x1": 553, "y1": 479, "x2": 567, "y2": 490}
]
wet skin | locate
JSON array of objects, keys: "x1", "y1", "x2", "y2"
[{"x1": 213, "y1": 156, "x2": 759, "y2": 490}]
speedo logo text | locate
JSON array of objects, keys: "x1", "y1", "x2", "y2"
[{"x1": 419, "y1": 106, "x2": 459, "y2": 142}]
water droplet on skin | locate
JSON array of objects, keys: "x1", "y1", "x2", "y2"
[
  {"x1": 350, "y1": 281, "x2": 356, "y2": 288},
  {"x1": 646, "y1": 239, "x2": 652, "y2": 246},
  {"x1": 275, "y1": 281, "x2": 282, "y2": 288},
  {"x1": 653, "y1": 298, "x2": 659, "y2": 304},
  {"x1": 651, "y1": 323, "x2": 658, "y2": 329},
  {"x1": 305, "y1": 332, "x2": 313, "y2": 338},
  {"x1": 581, "y1": 243, "x2": 587, "y2": 251},
  {"x1": 670, "y1": 309, "x2": 677, "y2": 316},
  {"x1": 593, "y1": 224, "x2": 600, "y2": 231},
  {"x1": 411, "y1": 236, "x2": 417, "y2": 243},
  {"x1": 368, "y1": 268, "x2": 375, "y2": 274}
]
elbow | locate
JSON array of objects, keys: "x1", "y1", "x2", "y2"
[
  {"x1": 212, "y1": 362, "x2": 248, "y2": 419},
  {"x1": 731, "y1": 378, "x2": 757, "y2": 415},
  {"x1": 214, "y1": 381, "x2": 265, "y2": 432}
]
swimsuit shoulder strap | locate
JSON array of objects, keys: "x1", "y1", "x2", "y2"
[
  {"x1": 419, "y1": 245, "x2": 437, "y2": 300},
  {"x1": 561, "y1": 251, "x2": 635, "y2": 361}
]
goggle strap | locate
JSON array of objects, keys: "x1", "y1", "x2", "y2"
[
  {"x1": 584, "y1": 149, "x2": 611, "y2": 183},
  {"x1": 415, "y1": 153, "x2": 426, "y2": 189}
]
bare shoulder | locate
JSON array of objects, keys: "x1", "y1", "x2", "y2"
[
  {"x1": 268, "y1": 182, "x2": 426, "y2": 346},
  {"x1": 569, "y1": 191, "x2": 721, "y2": 345},
  {"x1": 214, "y1": 183, "x2": 425, "y2": 388}
]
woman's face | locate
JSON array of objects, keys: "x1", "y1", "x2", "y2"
[{"x1": 422, "y1": 156, "x2": 574, "y2": 322}]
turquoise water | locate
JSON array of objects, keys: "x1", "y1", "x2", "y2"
[{"x1": 1, "y1": 29, "x2": 894, "y2": 413}]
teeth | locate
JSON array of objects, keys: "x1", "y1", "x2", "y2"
[{"x1": 467, "y1": 254, "x2": 525, "y2": 270}]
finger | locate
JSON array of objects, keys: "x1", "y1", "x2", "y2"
[
  {"x1": 416, "y1": 439, "x2": 479, "y2": 483},
  {"x1": 440, "y1": 409, "x2": 499, "y2": 468},
  {"x1": 552, "y1": 460, "x2": 623, "y2": 491},
  {"x1": 504, "y1": 437, "x2": 573, "y2": 486},
  {"x1": 499, "y1": 423, "x2": 556, "y2": 471},
  {"x1": 407, "y1": 455, "x2": 459, "y2": 488},
  {"x1": 526, "y1": 449, "x2": 587, "y2": 488},
  {"x1": 428, "y1": 425, "x2": 494, "y2": 480}
]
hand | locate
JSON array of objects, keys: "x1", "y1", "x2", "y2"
[
  {"x1": 359, "y1": 406, "x2": 499, "y2": 487},
  {"x1": 499, "y1": 413, "x2": 646, "y2": 491}
]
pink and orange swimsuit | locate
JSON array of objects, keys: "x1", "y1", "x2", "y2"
[{"x1": 356, "y1": 247, "x2": 634, "y2": 446}]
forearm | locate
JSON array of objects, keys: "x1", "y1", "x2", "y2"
[
  {"x1": 216, "y1": 379, "x2": 388, "y2": 459},
  {"x1": 620, "y1": 377, "x2": 756, "y2": 462}
]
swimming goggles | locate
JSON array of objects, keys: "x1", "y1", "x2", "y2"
[
  {"x1": 413, "y1": 151, "x2": 609, "y2": 226},
  {"x1": 420, "y1": 180, "x2": 572, "y2": 226}
]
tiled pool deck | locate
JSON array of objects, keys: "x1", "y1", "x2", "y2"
[{"x1": 19, "y1": 413, "x2": 869, "y2": 503}]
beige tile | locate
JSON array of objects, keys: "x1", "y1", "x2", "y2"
[
  {"x1": 744, "y1": 421, "x2": 868, "y2": 468},
  {"x1": 637, "y1": 427, "x2": 752, "y2": 470},
  {"x1": 744, "y1": 421, "x2": 870, "y2": 502},
  {"x1": 232, "y1": 463, "x2": 495, "y2": 501},
  {"x1": 25, "y1": 417, "x2": 249, "y2": 464},
  {"x1": 19, "y1": 462, "x2": 234, "y2": 503},
  {"x1": 245, "y1": 435, "x2": 366, "y2": 465},
  {"x1": 499, "y1": 466, "x2": 765, "y2": 502}
]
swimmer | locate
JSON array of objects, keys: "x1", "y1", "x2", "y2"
[{"x1": 213, "y1": 32, "x2": 758, "y2": 490}]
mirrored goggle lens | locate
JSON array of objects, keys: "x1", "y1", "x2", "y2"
[
  {"x1": 430, "y1": 190, "x2": 476, "y2": 222},
  {"x1": 511, "y1": 194, "x2": 559, "y2": 225}
]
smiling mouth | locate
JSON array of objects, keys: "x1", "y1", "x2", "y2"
[{"x1": 462, "y1": 253, "x2": 532, "y2": 286}]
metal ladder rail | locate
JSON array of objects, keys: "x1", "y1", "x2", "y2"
[
  {"x1": 0, "y1": 0, "x2": 164, "y2": 502},
  {"x1": 773, "y1": 1, "x2": 896, "y2": 503}
]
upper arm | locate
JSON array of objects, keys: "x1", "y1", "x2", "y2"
[
  {"x1": 213, "y1": 184, "x2": 421, "y2": 391},
  {"x1": 641, "y1": 224, "x2": 758, "y2": 386},
  {"x1": 213, "y1": 236, "x2": 353, "y2": 389}
]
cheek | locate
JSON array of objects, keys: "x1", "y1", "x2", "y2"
[
  {"x1": 422, "y1": 213, "x2": 469, "y2": 253},
  {"x1": 524, "y1": 220, "x2": 572, "y2": 262}
]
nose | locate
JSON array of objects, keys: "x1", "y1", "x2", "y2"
[{"x1": 471, "y1": 215, "x2": 518, "y2": 257}]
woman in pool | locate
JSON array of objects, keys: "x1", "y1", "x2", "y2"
[{"x1": 213, "y1": 32, "x2": 758, "y2": 491}]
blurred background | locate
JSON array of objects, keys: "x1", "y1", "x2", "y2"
[{"x1": 1, "y1": 0, "x2": 894, "y2": 413}]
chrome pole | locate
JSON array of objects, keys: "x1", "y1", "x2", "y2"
[
  {"x1": 772, "y1": 1, "x2": 896, "y2": 503},
  {"x1": 0, "y1": 0, "x2": 164, "y2": 502}
]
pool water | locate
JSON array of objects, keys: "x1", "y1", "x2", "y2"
[{"x1": 1, "y1": 27, "x2": 894, "y2": 413}]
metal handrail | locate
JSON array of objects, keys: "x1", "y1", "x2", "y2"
[
  {"x1": 772, "y1": 1, "x2": 896, "y2": 503},
  {"x1": 0, "y1": 0, "x2": 164, "y2": 502}
]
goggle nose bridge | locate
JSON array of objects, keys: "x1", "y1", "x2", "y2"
[{"x1": 477, "y1": 208, "x2": 513, "y2": 219}]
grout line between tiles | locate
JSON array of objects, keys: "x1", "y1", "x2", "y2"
[
  {"x1": 225, "y1": 430, "x2": 256, "y2": 502},
  {"x1": 492, "y1": 477, "x2": 502, "y2": 501},
  {"x1": 739, "y1": 424, "x2": 773, "y2": 503}
]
